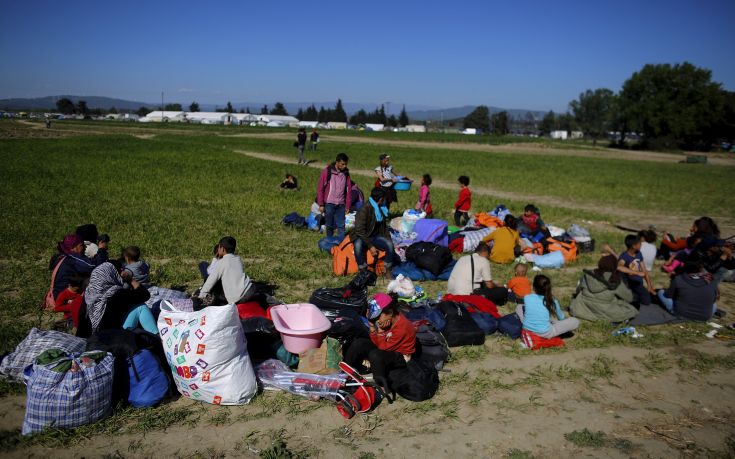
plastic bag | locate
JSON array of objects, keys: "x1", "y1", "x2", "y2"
[
  {"x1": 386, "y1": 274, "x2": 416, "y2": 298},
  {"x1": 256, "y1": 359, "x2": 347, "y2": 401},
  {"x1": 401, "y1": 209, "x2": 426, "y2": 234}
]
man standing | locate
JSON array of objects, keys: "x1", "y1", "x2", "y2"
[
  {"x1": 316, "y1": 153, "x2": 353, "y2": 239},
  {"x1": 296, "y1": 128, "x2": 307, "y2": 165},
  {"x1": 310, "y1": 128, "x2": 320, "y2": 152}
]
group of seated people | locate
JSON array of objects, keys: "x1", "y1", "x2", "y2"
[{"x1": 46, "y1": 211, "x2": 732, "y2": 395}]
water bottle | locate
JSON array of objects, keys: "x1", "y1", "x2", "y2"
[
  {"x1": 437, "y1": 291, "x2": 443, "y2": 301},
  {"x1": 613, "y1": 326, "x2": 635, "y2": 336}
]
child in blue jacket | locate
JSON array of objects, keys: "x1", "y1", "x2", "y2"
[{"x1": 516, "y1": 275, "x2": 580, "y2": 338}]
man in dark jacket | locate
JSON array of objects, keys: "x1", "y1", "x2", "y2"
[
  {"x1": 350, "y1": 187, "x2": 397, "y2": 273},
  {"x1": 657, "y1": 258, "x2": 717, "y2": 321}
]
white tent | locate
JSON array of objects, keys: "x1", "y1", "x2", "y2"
[
  {"x1": 232, "y1": 113, "x2": 259, "y2": 125},
  {"x1": 185, "y1": 112, "x2": 235, "y2": 125},
  {"x1": 140, "y1": 111, "x2": 185, "y2": 123},
  {"x1": 365, "y1": 123, "x2": 384, "y2": 131},
  {"x1": 257, "y1": 114, "x2": 300, "y2": 127}
]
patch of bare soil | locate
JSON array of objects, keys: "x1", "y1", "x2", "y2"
[
  {"x1": 2, "y1": 340, "x2": 733, "y2": 458},
  {"x1": 235, "y1": 150, "x2": 735, "y2": 236}
]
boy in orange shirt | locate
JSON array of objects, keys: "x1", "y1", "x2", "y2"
[{"x1": 507, "y1": 263, "x2": 532, "y2": 304}]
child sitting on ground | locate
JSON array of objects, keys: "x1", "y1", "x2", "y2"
[
  {"x1": 518, "y1": 204, "x2": 551, "y2": 242},
  {"x1": 121, "y1": 246, "x2": 150, "y2": 288},
  {"x1": 344, "y1": 293, "x2": 416, "y2": 398},
  {"x1": 454, "y1": 176, "x2": 471, "y2": 227},
  {"x1": 638, "y1": 229, "x2": 657, "y2": 272},
  {"x1": 54, "y1": 274, "x2": 86, "y2": 328},
  {"x1": 516, "y1": 275, "x2": 580, "y2": 338},
  {"x1": 280, "y1": 173, "x2": 298, "y2": 190},
  {"x1": 194, "y1": 236, "x2": 254, "y2": 307},
  {"x1": 617, "y1": 234, "x2": 655, "y2": 306},
  {"x1": 507, "y1": 263, "x2": 532, "y2": 304},
  {"x1": 415, "y1": 174, "x2": 433, "y2": 217}
]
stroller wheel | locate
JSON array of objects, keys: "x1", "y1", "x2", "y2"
[{"x1": 336, "y1": 399, "x2": 356, "y2": 419}]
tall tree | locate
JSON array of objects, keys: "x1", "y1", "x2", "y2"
[
  {"x1": 224, "y1": 101, "x2": 233, "y2": 113},
  {"x1": 569, "y1": 88, "x2": 615, "y2": 145},
  {"x1": 618, "y1": 62, "x2": 724, "y2": 149},
  {"x1": 164, "y1": 103, "x2": 182, "y2": 111},
  {"x1": 260, "y1": 105, "x2": 269, "y2": 115},
  {"x1": 55, "y1": 97, "x2": 76, "y2": 114},
  {"x1": 270, "y1": 102, "x2": 289, "y2": 116},
  {"x1": 463, "y1": 105, "x2": 490, "y2": 131},
  {"x1": 189, "y1": 101, "x2": 200, "y2": 112},
  {"x1": 108, "y1": 107, "x2": 118, "y2": 114},
  {"x1": 539, "y1": 111, "x2": 556, "y2": 136},
  {"x1": 349, "y1": 109, "x2": 367, "y2": 125},
  {"x1": 387, "y1": 115, "x2": 398, "y2": 128},
  {"x1": 296, "y1": 108, "x2": 304, "y2": 120},
  {"x1": 303, "y1": 104, "x2": 318, "y2": 121},
  {"x1": 318, "y1": 106, "x2": 327, "y2": 123},
  {"x1": 398, "y1": 105, "x2": 410, "y2": 126},
  {"x1": 334, "y1": 99, "x2": 347, "y2": 122},
  {"x1": 490, "y1": 111, "x2": 510, "y2": 135},
  {"x1": 76, "y1": 100, "x2": 89, "y2": 115},
  {"x1": 136, "y1": 106, "x2": 151, "y2": 117}
]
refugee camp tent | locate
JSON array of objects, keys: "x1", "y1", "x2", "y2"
[
  {"x1": 405, "y1": 125, "x2": 426, "y2": 133},
  {"x1": 185, "y1": 112, "x2": 235, "y2": 125},
  {"x1": 365, "y1": 123, "x2": 384, "y2": 131},
  {"x1": 327, "y1": 122, "x2": 347, "y2": 130},
  {"x1": 257, "y1": 114, "x2": 300, "y2": 127},
  {"x1": 140, "y1": 111, "x2": 186, "y2": 123},
  {"x1": 232, "y1": 113, "x2": 259, "y2": 125}
]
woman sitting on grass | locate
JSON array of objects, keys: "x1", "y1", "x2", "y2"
[
  {"x1": 516, "y1": 275, "x2": 580, "y2": 339},
  {"x1": 570, "y1": 254, "x2": 637, "y2": 323},
  {"x1": 76, "y1": 261, "x2": 158, "y2": 338}
]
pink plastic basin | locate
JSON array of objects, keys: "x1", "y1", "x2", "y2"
[{"x1": 270, "y1": 303, "x2": 331, "y2": 354}]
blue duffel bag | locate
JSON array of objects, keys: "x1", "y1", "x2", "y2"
[{"x1": 128, "y1": 349, "x2": 169, "y2": 408}]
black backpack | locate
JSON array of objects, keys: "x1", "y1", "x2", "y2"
[
  {"x1": 406, "y1": 242, "x2": 453, "y2": 277},
  {"x1": 437, "y1": 301, "x2": 485, "y2": 347},
  {"x1": 282, "y1": 212, "x2": 307, "y2": 228},
  {"x1": 414, "y1": 322, "x2": 450, "y2": 371},
  {"x1": 387, "y1": 359, "x2": 440, "y2": 402}
]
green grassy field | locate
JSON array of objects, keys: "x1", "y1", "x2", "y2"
[{"x1": 0, "y1": 120, "x2": 733, "y2": 455}]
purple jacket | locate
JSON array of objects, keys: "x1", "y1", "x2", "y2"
[{"x1": 316, "y1": 163, "x2": 353, "y2": 210}]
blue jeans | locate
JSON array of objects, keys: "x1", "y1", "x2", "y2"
[
  {"x1": 353, "y1": 236, "x2": 396, "y2": 270},
  {"x1": 123, "y1": 304, "x2": 159, "y2": 334},
  {"x1": 657, "y1": 289, "x2": 717, "y2": 315},
  {"x1": 325, "y1": 203, "x2": 346, "y2": 238}
]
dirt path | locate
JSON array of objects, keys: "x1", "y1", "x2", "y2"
[
  {"x1": 225, "y1": 131, "x2": 735, "y2": 167},
  {"x1": 235, "y1": 150, "x2": 735, "y2": 236},
  {"x1": 3, "y1": 340, "x2": 733, "y2": 458}
]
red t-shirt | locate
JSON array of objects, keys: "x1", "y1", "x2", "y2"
[
  {"x1": 455, "y1": 187, "x2": 471, "y2": 212},
  {"x1": 508, "y1": 276, "x2": 532, "y2": 298},
  {"x1": 370, "y1": 314, "x2": 416, "y2": 355},
  {"x1": 54, "y1": 289, "x2": 83, "y2": 327}
]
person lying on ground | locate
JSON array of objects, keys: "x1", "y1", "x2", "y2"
[
  {"x1": 482, "y1": 214, "x2": 521, "y2": 264},
  {"x1": 350, "y1": 187, "x2": 398, "y2": 276},
  {"x1": 569, "y1": 254, "x2": 637, "y2": 323},
  {"x1": 446, "y1": 241, "x2": 508, "y2": 305},
  {"x1": 76, "y1": 261, "x2": 156, "y2": 338},
  {"x1": 614, "y1": 235, "x2": 655, "y2": 306},
  {"x1": 194, "y1": 236, "x2": 254, "y2": 307},
  {"x1": 517, "y1": 275, "x2": 580, "y2": 338},
  {"x1": 344, "y1": 293, "x2": 416, "y2": 398},
  {"x1": 51, "y1": 233, "x2": 108, "y2": 301},
  {"x1": 657, "y1": 256, "x2": 718, "y2": 322}
]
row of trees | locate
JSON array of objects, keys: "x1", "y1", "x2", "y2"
[{"x1": 461, "y1": 62, "x2": 735, "y2": 150}]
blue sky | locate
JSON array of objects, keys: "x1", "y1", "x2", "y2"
[{"x1": 1, "y1": 0, "x2": 734, "y2": 112}]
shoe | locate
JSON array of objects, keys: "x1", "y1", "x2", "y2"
[{"x1": 714, "y1": 310, "x2": 727, "y2": 319}]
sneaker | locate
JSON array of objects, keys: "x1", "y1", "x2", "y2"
[{"x1": 714, "y1": 310, "x2": 727, "y2": 319}]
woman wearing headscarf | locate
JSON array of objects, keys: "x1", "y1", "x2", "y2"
[
  {"x1": 569, "y1": 254, "x2": 638, "y2": 322},
  {"x1": 50, "y1": 233, "x2": 108, "y2": 303},
  {"x1": 76, "y1": 262, "x2": 157, "y2": 338}
]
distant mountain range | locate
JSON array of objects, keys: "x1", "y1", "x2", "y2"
[{"x1": 0, "y1": 95, "x2": 547, "y2": 121}]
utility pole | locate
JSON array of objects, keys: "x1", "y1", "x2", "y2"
[{"x1": 161, "y1": 91, "x2": 164, "y2": 122}]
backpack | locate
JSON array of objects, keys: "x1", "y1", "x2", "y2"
[
  {"x1": 86, "y1": 329, "x2": 171, "y2": 407},
  {"x1": 468, "y1": 311, "x2": 499, "y2": 335},
  {"x1": 498, "y1": 313, "x2": 523, "y2": 340},
  {"x1": 282, "y1": 212, "x2": 306, "y2": 228},
  {"x1": 437, "y1": 302, "x2": 485, "y2": 347},
  {"x1": 404, "y1": 305, "x2": 447, "y2": 331},
  {"x1": 413, "y1": 321, "x2": 450, "y2": 370},
  {"x1": 405, "y1": 242, "x2": 453, "y2": 277},
  {"x1": 309, "y1": 286, "x2": 368, "y2": 321},
  {"x1": 387, "y1": 358, "x2": 440, "y2": 402},
  {"x1": 546, "y1": 238, "x2": 577, "y2": 263},
  {"x1": 43, "y1": 255, "x2": 66, "y2": 310},
  {"x1": 331, "y1": 236, "x2": 385, "y2": 276}
]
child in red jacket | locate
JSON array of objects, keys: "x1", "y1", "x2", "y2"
[
  {"x1": 454, "y1": 175, "x2": 471, "y2": 227},
  {"x1": 344, "y1": 293, "x2": 416, "y2": 396},
  {"x1": 54, "y1": 274, "x2": 86, "y2": 327}
]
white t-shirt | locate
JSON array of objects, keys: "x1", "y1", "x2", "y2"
[
  {"x1": 640, "y1": 241, "x2": 657, "y2": 272},
  {"x1": 447, "y1": 253, "x2": 492, "y2": 295}
]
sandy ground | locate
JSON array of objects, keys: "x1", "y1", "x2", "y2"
[{"x1": 2, "y1": 339, "x2": 733, "y2": 458}]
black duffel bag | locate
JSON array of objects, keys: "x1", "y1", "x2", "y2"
[
  {"x1": 387, "y1": 358, "x2": 440, "y2": 402},
  {"x1": 436, "y1": 301, "x2": 485, "y2": 347},
  {"x1": 406, "y1": 242, "x2": 453, "y2": 277},
  {"x1": 309, "y1": 286, "x2": 368, "y2": 322}
]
